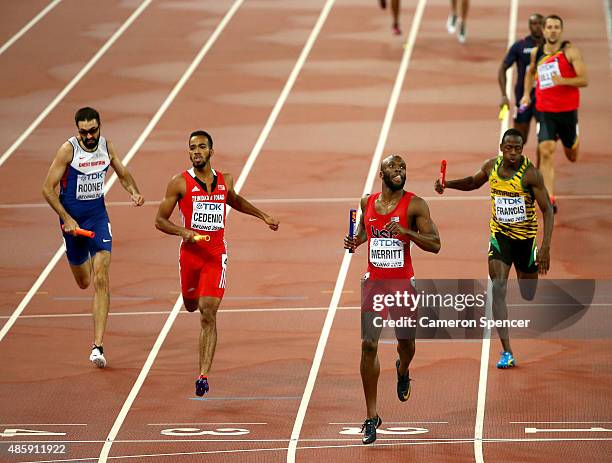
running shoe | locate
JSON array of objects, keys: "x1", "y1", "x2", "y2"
[
  {"x1": 195, "y1": 375, "x2": 209, "y2": 396},
  {"x1": 446, "y1": 14, "x2": 457, "y2": 34},
  {"x1": 361, "y1": 415, "x2": 383, "y2": 445},
  {"x1": 89, "y1": 345, "x2": 106, "y2": 368},
  {"x1": 396, "y1": 359, "x2": 412, "y2": 402},
  {"x1": 550, "y1": 196, "x2": 558, "y2": 214},
  {"x1": 392, "y1": 23, "x2": 401, "y2": 35},
  {"x1": 496, "y1": 351, "x2": 516, "y2": 369},
  {"x1": 458, "y1": 22, "x2": 467, "y2": 44}
]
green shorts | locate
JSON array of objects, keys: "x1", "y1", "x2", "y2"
[{"x1": 488, "y1": 232, "x2": 538, "y2": 273}]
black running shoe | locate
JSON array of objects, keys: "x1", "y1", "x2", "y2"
[
  {"x1": 361, "y1": 415, "x2": 382, "y2": 445},
  {"x1": 396, "y1": 359, "x2": 411, "y2": 402},
  {"x1": 195, "y1": 375, "x2": 209, "y2": 396}
]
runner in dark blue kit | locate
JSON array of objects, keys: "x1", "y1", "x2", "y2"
[
  {"x1": 42, "y1": 107, "x2": 144, "y2": 368},
  {"x1": 498, "y1": 14, "x2": 544, "y2": 157}
]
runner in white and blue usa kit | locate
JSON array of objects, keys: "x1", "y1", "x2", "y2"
[{"x1": 43, "y1": 107, "x2": 144, "y2": 368}]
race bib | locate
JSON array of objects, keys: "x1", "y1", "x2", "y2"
[
  {"x1": 538, "y1": 60, "x2": 560, "y2": 90},
  {"x1": 369, "y1": 237, "x2": 404, "y2": 268},
  {"x1": 76, "y1": 171, "x2": 105, "y2": 200},
  {"x1": 494, "y1": 196, "x2": 526, "y2": 223},
  {"x1": 191, "y1": 202, "x2": 225, "y2": 231}
]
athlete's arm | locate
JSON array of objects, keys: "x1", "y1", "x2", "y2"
[
  {"x1": 520, "y1": 47, "x2": 538, "y2": 107},
  {"x1": 224, "y1": 173, "x2": 279, "y2": 231},
  {"x1": 42, "y1": 142, "x2": 80, "y2": 234},
  {"x1": 524, "y1": 166, "x2": 553, "y2": 274},
  {"x1": 155, "y1": 174, "x2": 198, "y2": 242},
  {"x1": 343, "y1": 195, "x2": 368, "y2": 252},
  {"x1": 435, "y1": 158, "x2": 493, "y2": 193},
  {"x1": 385, "y1": 196, "x2": 441, "y2": 254},
  {"x1": 552, "y1": 44, "x2": 588, "y2": 87},
  {"x1": 498, "y1": 44, "x2": 517, "y2": 107},
  {"x1": 107, "y1": 140, "x2": 144, "y2": 206}
]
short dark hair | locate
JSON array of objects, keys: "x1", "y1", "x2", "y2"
[
  {"x1": 75, "y1": 107, "x2": 100, "y2": 126},
  {"x1": 189, "y1": 130, "x2": 213, "y2": 148},
  {"x1": 529, "y1": 13, "x2": 543, "y2": 22},
  {"x1": 501, "y1": 128, "x2": 524, "y2": 145},
  {"x1": 544, "y1": 14, "x2": 563, "y2": 29}
]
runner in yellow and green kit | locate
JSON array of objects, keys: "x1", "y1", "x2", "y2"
[{"x1": 435, "y1": 128, "x2": 554, "y2": 368}]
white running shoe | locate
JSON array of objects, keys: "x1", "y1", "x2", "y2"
[
  {"x1": 89, "y1": 345, "x2": 107, "y2": 368},
  {"x1": 458, "y1": 22, "x2": 466, "y2": 44},
  {"x1": 446, "y1": 14, "x2": 457, "y2": 34}
]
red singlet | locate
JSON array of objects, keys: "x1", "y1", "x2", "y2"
[
  {"x1": 364, "y1": 191, "x2": 415, "y2": 280},
  {"x1": 535, "y1": 49, "x2": 580, "y2": 113}
]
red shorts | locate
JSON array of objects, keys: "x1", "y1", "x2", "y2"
[{"x1": 179, "y1": 244, "x2": 227, "y2": 300}]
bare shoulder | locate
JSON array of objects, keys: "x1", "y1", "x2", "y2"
[
  {"x1": 408, "y1": 194, "x2": 429, "y2": 214},
  {"x1": 56, "y1": 141, "x2": 74, "y2": 162},
  {"x1": 482, "y1": 157, "x2": 498, "y2": 174},
  {"x1": 222, "y1": 171, "x2": 234, "y2": 183},
  {"x1": 523, "y1": 162, "x2": 543, "y2": 186},
  {"x1": 360, "y1": 194, "x2": 370, "y2": 209}
]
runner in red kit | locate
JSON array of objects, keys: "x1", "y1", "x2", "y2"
[
  {"x1": 344, "y1": 155, "x2": 441, "y2": 445},
  {"x1": 521, "y1": 14, "x2": 588, "y2": 213},
  {"x1": 155, "y1": 130, "x2": 279, "y2": 396}
]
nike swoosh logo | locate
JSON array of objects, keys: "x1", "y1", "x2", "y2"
[
  {"x1": 368, "y1": 218, "x2": 376, "y2": 222},
  {"x1": 103, "y1": 239, "x2": 111, "y2": 242}
]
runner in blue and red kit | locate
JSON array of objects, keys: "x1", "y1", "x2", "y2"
[
  {"x1": 43, "y1": 107, "x2": 144, "y2": 368},
  {"x1": 344, "y1": 155, "x2": 441, "y2": 445}
]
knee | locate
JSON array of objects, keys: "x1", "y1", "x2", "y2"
[
  {"x1": 492, "y1": 280, "x2": 507, "y2": 298},
  {"x1": 76, "y1": 276, "x2": 90, "y2": 290},
  {"x1": 398, "y1": 339, "x2": 415, "y2": 353},
  {"x1": 539, "y1": 145, "x2": 554, "y2": 161},
  {"x1": 361, "y1": 339, "x2": 378, "y2": 355},
  {"x1": 199, "y1": 305, "x2": 218, "y2": 327}
]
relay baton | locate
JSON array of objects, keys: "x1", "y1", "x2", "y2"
[
  {"x1": 348, "y1": 208, "x2": 357, "y2": 254},
  {"x1": 439, "y1": 160, "x2": 447, "y2": 189},
  {"x1": 194, "y1": 234, "x2": 211, "y2": 242},
  {"x1": 62, "y1": 225, "x2": 95, "y2": 238},
  {"x1": 498, "y1": 103, "x2": 509, "y2": 121}
]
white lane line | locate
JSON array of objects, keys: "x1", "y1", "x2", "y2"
[
  {"x1": 287, "y1": 1, "x2": 428, "y2": 461},
  {"x1": 147, "y1": 422, "x2": 267, "y2": 425},
  {"x1": 329, "y1": 421, "x2": 448, "y2": 425},
  {"x1": 604, "y1": 0, "x2": 612, "y2": 68},
  {"x1": 0, "y1": 423, "x2": 86, "y2": 426},
  {"x1": 0, "y1": 0, "x2": 239, "y2": 345},
  {"x1": 511, "y1": 421, "x2": 612, "y2": 424},
  {"x1": 0, "y1": 306, "x2": 362, "y2": 320},
  {"x1": 0, "y1": 0, "x2": 153, "y2": 168},
  {"x1": 3, "y1": 194, "x2": 612, "y2": 209},
  {"x1": 0, "y1": 0, "x2": 62, "y2": 56},
  {"x1": 475, "y1": 3, "x2": 518, "y2": 462},
  {"x1": 98, "y1": 1, "x2": 335, "y2": 461}
]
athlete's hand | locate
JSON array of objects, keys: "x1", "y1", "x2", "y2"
[
  {"x1": 131, "y1": 193, "x2": 145, "y2": 206},
  {"x1": 344, "y1": 234, "x2": 357, "y2": 252},
  {"x1": 434, "y1": 178, "x2": 445, "y2": 194},
  {"x1": 551, "y1": 74, "x2": 565, "y2": 86},
  {"x1": 537, "y1": 245, "x2": 550, "y2": 275},
  {"x1": 519, "y1": 94, "x2": 531, "y2": 109},
  {"x1": 384, "y1": 221, "x2": 406, "y2": 237},
  {"x1": 500, "y1": 95, "x2": 510, "y2": 109},
  {"x1": 180, "y1": 229, "x2": 198, "y2": 243},
  {"x1": 264, "y1": 215, "x2": 279, "y2": 231},
  {"x1": 62, "y1": 216, "x2": 80, "y2": 236}
]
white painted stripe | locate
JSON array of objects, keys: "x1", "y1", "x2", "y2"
[
  {"x1": 604, "y1": 0, "x2": 612, "y2": 68},
  {"x1": 474, "y1": 279, "x2": 493, "y2": 463},
  {"x1": 98, "y1": 1, "x2": 334, "y2": 460},
  {"x1": 147, "y1": 422, "x2": 267, "y2": 425},
  {"x1": 3, "y1": 193, "x2": 612, "y2": 209},
  {"x1": 475, "y1": 3, "x2": 518, "y2": 461},
  {"x1": 511, "y1": 421, "x2": 612, "y2": 424},
  {"x1": 0, "y1": 423, "x2": 87, "y2": 426},
  {"x1": 0, "y1": 0, "x2": 153, "y2": 168},
  {"x1": 329, "y1": 421, "x2": 448, "y2": 425},
  {"x1": 0, "y1": 0, "x2": 62, "y2": 56},
  {"x1": 287, "y1": 1, "x2": 428, "y2": 461}
]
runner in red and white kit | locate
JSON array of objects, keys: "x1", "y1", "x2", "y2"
[
  {"x1": 521, "y1": 14, "x2": 588, "y2": 212},
  {"x1": 155, "y1": 130, "x2": 279, "y2": 396},
  {"x1": 344, "y1": 155, "x2": 441, "y2": 445}
]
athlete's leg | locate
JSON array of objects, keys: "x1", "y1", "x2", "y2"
[
  {"x1": 361, "y1": 312, "x2": 383, "y2": 419},
  {"x1": 184, "y1": 299, "x2": 198, "y2": 312},
  {"x1": 516, "y1": 270, "x2": 538, "y2": 301},
  {"x1": 450, "y1": 0, "x2": 457, "y2": 16},
  {"x1": 538, "y1": 140, "x2": 556, "y2": 197},
  {"x1": 514, "y1": 122, "x2": 530, "y2": 144},
  {"x1": 489, "y1": 258, "x2": 513, "y2": 353},
  {"x1": 460, "y1": 0, "x2": 469, "y2": 21},
  {"x1": 69, "y1": 259, "x2": 93, "y2": 289},
  {"x1": 391, "y1": 0, "x2": 400, "y2": 31},
  {"x1": 563, "y1": 144, "x2": 578, "y2": 163},
  {"x1": 198, "y1": 296, "x2": 222, "y2": 376},
  {"x1": 91, "y1": 251, "x2": 111, "y2": 346},
  {"x1": 396, "y1": 338, "x2": 415, "y2": 375}
]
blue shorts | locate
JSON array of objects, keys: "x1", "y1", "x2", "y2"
[{"x1": 61, "y1": 214, "x2": 112, "y2": 265}]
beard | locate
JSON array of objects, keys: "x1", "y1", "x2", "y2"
[
  {"x1": 191, "y1": 158, "x2": 208, "y2": 169},
  {"x1": 383, "y1": 172, "x2": 406, "y2": 191},
  {"x1": 83, "y1": 136, "x2": 99, "y2": 150}
]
